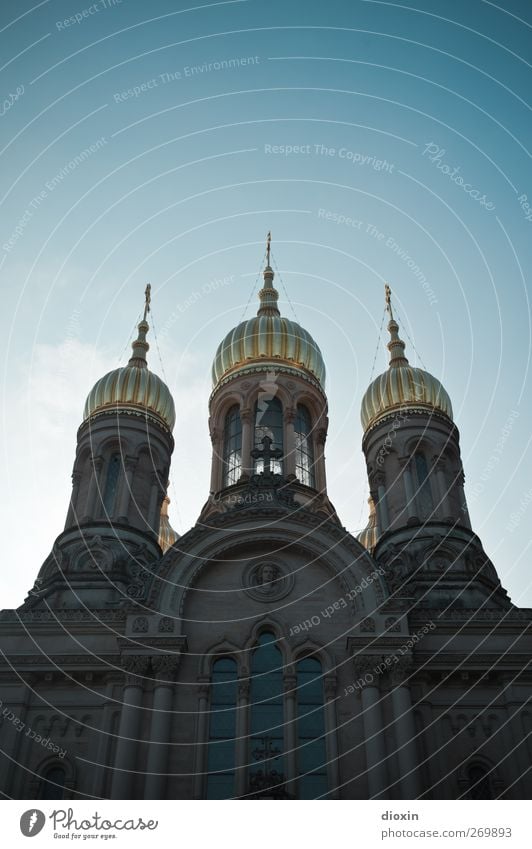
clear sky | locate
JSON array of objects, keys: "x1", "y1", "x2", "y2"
[{"x1": 1, "y1": 0, "x2": 531, "y2": 609}]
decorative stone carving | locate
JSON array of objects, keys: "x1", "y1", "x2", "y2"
[
  {"x1": 324, "y1": 675, "x2": 337, "y2": 700},
  {"x1": 121, "y1": 655, "x2": 150, "y2": 685},
  {"x1": 158, "y1": 616, "x2": 175, "y2": 633},
  {"x1": 352, "y1": 655, "x2": 379, "y2": 685},
  {"x1": 132, "y1": 616, "x2": 149, "y2": 633},
  {"x1": 388, "y1": 657, "x2": 413, "y2": 687},
  {"x1": 243, "y1": 561, "x2": 295, "y2": 602},
  {"x1": 385, "y1": 617, "x2": 401, "y2": 632},
  {"x1": 151, "y1": 655, "x2": 180, "y2": 680},
  {"x1": 360, "y1": 617, "x2": 375, "y2": 633}
]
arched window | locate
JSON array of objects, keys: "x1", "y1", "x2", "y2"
[
  {"x1": 249, "y1": 632, "x2": 285, "y2": 795},
  {"x1": 206, "y1": 658, "x2": 238, "y2": 799},
  {"x1": 414, "y1": 452, "x2": 433, "y2": 517},
  {"x1": 102, "y1": 453, "x2": 121, "y2": 515},
  {"x1": 296, "y1": 657, "x2": 328, "y2": 798},
  {"x1": 294, "y1": 405, "x2": 315, "y2": 487},
  {"x1": 39, "y1": 765, "x2": 66, "y2": 799},
  {"x1": 222, "y1": 406, "x2": 242, "y2": 487},
  {"x1": 254, "y1": 398, "x2": 284, "y2": 474},
  {"x1": 465, "y1": 762, "x2": 494, "y2": 799}
]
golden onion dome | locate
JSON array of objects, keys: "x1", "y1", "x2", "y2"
[
  {"x1": 361, "y1": 288, "x2": 452, "y2": 433},
  {"x1": 83, "y1": 286, "x2": 176, "y2": 432},
  {"x1": 158, "y1": 493, "x2": 179, "y2": 553},
  {"x1": 357, "y1": 497, "x2": 378, "y2": 552},
  {"x1": 212, "y1": 248, "x2": 325, "y2": 389}
]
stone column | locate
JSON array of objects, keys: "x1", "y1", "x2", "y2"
[
  {"x1": 147, "y1": 472, "x2": 164, "y2": 534},
  {"x1": 235, "y1": 678, "x2": 250, "y2": 797},
  {"x1": 284, "y1": 407, "x2": 297, "y2": 478},
  {"x1": 371, "y1": 473, "x2": 389, "y2": 535},
  {"x1": 209, "y1": 427, "x2": 223, "y2": 492},
  {"x1": 283, "y1": 673, "x2": 298, "y2": 798},
  {"x1": 111, "y1": 655, "x2": 149, "y2": 799},
  {"x1": 434, "y1": 459, "x2": 451, "y2": 520},
  {"x1": 117, "y1": 456, "x2": 138, "y2": 523},
  {"x1": 240, "y1": 408, "x2": 253, "y2": 479},
  {"x1": 91, "y1": 676, "x2": 121, "y2": 798},
  {"x1": 316, "y1": 427, "x2": 328, "y2": 492},
  {"x1": 144, "y1": 655, "x2": 181, "y2": 799},
  {"x1": 354, "y1": 656, "x2": 388, "y2": 799},
  {"x1": 389, "y1": 660, "x2": 421, "y2": 799},
  {"x1": 65, "y1": 471, "x2": 81, "y2": 529},
  {"x1": 83, "y1": 456, "x2": 103, "y2": 522},
  {"x1": 193, "y1": 682, "x2": 210, "y2": 799},
  {"x1": 457, "y1": 469, "x2": 472, "y2": 528},
  {"x1": 324, "y1": 675, "x2": 340, "y2": 798},
  {"x1": 399, "y1": 457, "x2": 417, "y2": 522}
]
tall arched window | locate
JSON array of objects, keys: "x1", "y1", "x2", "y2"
[
  {"x1": 254, "y1": 398, "x2": 284, "y2": 474},
  {"x1": 222, "y1": 406, "x2": 242, "y2": 486},
  {"x1": 249, "y1": 632, "x2": 285, "y2": 795},
  {"x1": 206, "y1": 657, "x2": 238, "y2": 799},
  {"x1": 102, "y1": 453, "x2": 121, "y2": 515},
  {"x1": 414, "y1": 452, "x2": 433, "y2": 517},
  {"x1": 296, "y1": 657, "x2": 328, "y2": 798},
  {"x1": 39, "y1": 765, "x2": 66, "y2": 799},
  {"x1": 294, "y1": 405, "x2": 315, "y2": 487}
]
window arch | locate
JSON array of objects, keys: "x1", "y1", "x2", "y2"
[
  {"x1": 249, "y1": 632, "x2": 285, "y2": 795},
  {"x1": 465, "y1": 762, "x2": 494, "y2": 799},
  {"x1": 39, "y1": 764, "x2": 66, "y2": 799},
  {"x1": 254, "y1": 398, "x2": 284, "y2": 474},
  {"x1": 102, "y1": 452, "x2": 121, "y2": 515},
  {"x1": 413, "y1": 452, "x2": 434, "y2": 517},
  {"x1": 222, "y1": 405, "x2": 242, "y2": 487},
  {"x1": 206, "y1": 657, "x2": 238, "y2": 799},
  {"x1": 296, "y1": 656, "x2": 328, "y2": 798},
  {"x1": 294, "y1": 405, "x2": 315, "y2": 487}
]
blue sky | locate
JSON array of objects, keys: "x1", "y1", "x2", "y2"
[{"x1": 1, "y1": 0, "x2": 531, "y2": 608}]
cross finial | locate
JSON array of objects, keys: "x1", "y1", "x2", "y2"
[
  {"x1": 385, "y1": 283, "x2": 394, "y2": 320},
  {"x1": 251, "y1": 435, "x2": 283, "y2": 475},
  {"x1": 143, "y1": 283, "x2": 151, "y2": 321},
  {"x1": 266, "y1": 231, "x2": 271, "y2": 266}
]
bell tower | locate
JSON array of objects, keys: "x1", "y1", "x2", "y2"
[
  {"x1": 359, "y1": 286, "x2": 510, "y2": 609},
  {"x1": 28, "y1": 287, "x2": 176, "y2": 608},
  {"x1": 201, "y1": 234, "x2": 336, "y2": 521}
]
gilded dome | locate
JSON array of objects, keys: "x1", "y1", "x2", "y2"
[
  {"x1": 83, "y1": 290, "x2": 175, "y2": 431},
  {"x1": 361, "y1": 294, "x2": 452, "y2": 432},
  {"x1": 357, "y1": 497, "x2": 378, "y2": 552},
  {"x1": 158, "y1": 493, "x2": 179, "y2": 553},
  {"x1": 212, "y1": 263, "x2": 326, "y2": 388}
]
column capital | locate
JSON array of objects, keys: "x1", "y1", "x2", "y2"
[
  {"x1": 388, "y1": 657, "x2": 414, "y2": 687},
  {"x1": 353, "y1": 655, "x2": 379, "y2": 687},
  {"x1": 238, "y1": 679, "x2": 251, "y2": 699},
  {"x1": 283, "y1": 673, "x2": 297, "y2": 694},
  {"x1": 284, "y1": 406, "x2": 297, "y2": 424},
  {"x1": 121, "y1": 654, "x2": 150, "y2": 685},
  {"x1": 240, "y1": 407, "x2": 253, "y2": 424},
  {"x1": 91, "y1": 454, "x2": 104, "y2": 472},
  {"x1": 317, "y1": 427, "x2": 327, "y2": 445},
  {"x1": 151, "y1": 654, "x2": 181, "y2": 682},
  {"x1": 124, "y1": 455, "x2": 139, "y2": 473}
]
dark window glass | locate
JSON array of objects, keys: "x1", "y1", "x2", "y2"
[
  {"x1": 254, "y1": 398, "x2": 284, "y2": 474},
  {"x1": 294, "y1": 405, "x2": 315, "y2": 487},
  {"x1": 206, "y1": 657, "x2": 238, "y2": 799},
  {"x1": 249, "y1": 632, "x2": 285, "y2": 794},
  {"x1": 414, "y1": 452, "x2": 433, "y2": 516},
  {"x1": 296, "y1": 657, "x2": 328, "y2": 799},
  {"x1": 102, "y1": 453, "x2": 121, "y2": 515},
  {"x1": 222, "y1": 406, "x2": 242, "y2": 486},
  {"x1": 40, "y1": 766, "x2": 66, "y2": 799}
]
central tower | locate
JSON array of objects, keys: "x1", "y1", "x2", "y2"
[{"x1": 201, "y1": 235, "x2": 335, "y2": 520}]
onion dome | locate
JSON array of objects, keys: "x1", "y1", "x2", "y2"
[
  {"x1": 361, "y1": 286, "x2": 452, "y2": 433},
  {"x1": 357, "y1": 496, "x2": 378, "y2": 552},
  {"x1": 211, "y1": 236, "x2": 326, "y2": 389},
  {"x1": 158, "y1": 493, "x2": 179, "y2": 553},
  {"x1": 83, "y1": 285, "x2": 176, "y2": 431}
]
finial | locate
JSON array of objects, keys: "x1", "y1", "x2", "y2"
[
  {"x1": 257, "y1": 232, "x2": 280, "y2": 316},
  {"x1": 384, "y1": 284, "x2": 409, "y2": 368},
  {"x1": 128, "y1": 285, "x2": 151, "y2": 368},
  {"x1": 143, "y1": 283, "x2": 151, "y2": 320}
]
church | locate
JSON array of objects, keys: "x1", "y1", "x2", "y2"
[{"x1": 1, "y1": 238, "x2": 531, "y2": 800}]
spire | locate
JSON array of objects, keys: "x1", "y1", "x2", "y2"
[
  {"x1": 128, "y1": 284, "x2": 151, "y2": 367},
  {"x1": 385, "y1": 284, "x2": 409, "y2": 368},
  {"x1": 257, "y1": 231, "x2": 280, "y2": 317}
]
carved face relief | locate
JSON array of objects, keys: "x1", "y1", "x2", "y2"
[{"x1": 243, "y1": 561, "x2": 294, "y2": 602}]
